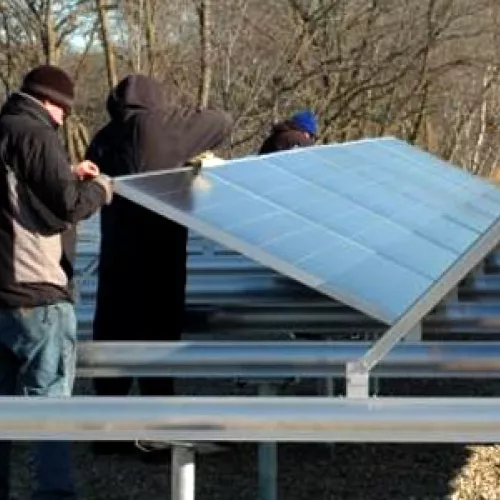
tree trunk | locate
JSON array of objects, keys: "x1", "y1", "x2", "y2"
[
  {"x1": 96, "y1": 0, "x2": 118, "y2": 89},
  {"x1": 43, "y1": 0, "x2": 56, "y2": 64},
  {"x1": 197, "y1": 0, "x2": 212, "y2": 107},
  {"x1": 144, "y1": 0, "x2": 157, "y2": 76}
]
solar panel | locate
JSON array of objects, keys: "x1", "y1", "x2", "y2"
[{"x1": 114, "y1": 137, "x2": 500, "y2": 324}]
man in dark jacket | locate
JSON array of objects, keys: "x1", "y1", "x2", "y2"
[
  {"x1": 0, "y1": 65, "x2": 113, "y2": 499},
  {"x1": 85, "y1": 75, "x2": 232, "y2": 453},
  {"x1": 259, "y1": 109, "x2": 318, "y2": 154}
]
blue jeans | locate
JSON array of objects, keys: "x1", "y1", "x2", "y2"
[{"x1": 0, "y1": 302, "x2": 77, "y2": 500}]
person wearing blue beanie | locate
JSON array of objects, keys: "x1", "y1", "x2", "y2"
[
  {"x1": 259, "y1": 108, "x2": 318, "y2": 154},
  {"x1": 290, "y1": 110, "x2": 318, "y2": 137}
]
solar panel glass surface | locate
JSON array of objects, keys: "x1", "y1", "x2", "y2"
[{"x1": 114, "y1": 138, "x2": 500, "y2": 324}]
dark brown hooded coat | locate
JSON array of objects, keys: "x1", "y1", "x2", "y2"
[
  {"x1": 258, "y1": 120, "x2": 314, "y2": 154},
  {"x1": 86, "y1": 75, "x2": 232, "y2": 396}
]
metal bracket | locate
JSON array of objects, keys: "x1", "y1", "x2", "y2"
[
  {"x1": 258, "y1": 382, "x2": 277, "y2": 500},
  {"x1": 346, "y1": 361, "x2": 369, "y2": 398}
]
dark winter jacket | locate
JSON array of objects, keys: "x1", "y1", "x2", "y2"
[
  {"x1": 259, "y1": 120, "x2": 315, "y2": 155},
  {"x1": 86, "y1": 74, "x2": 233, "y2": 343},
  {"x1": 0, "y1": 92, "x2": 109, "y2": 308}
]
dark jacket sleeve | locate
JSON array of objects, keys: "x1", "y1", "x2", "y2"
[
  {"x1": 22, "y1": 129, "x2": 108, "y2": 225},
  {"x1": 137, "y1": 107, "x2": 233, "y2": 172}
]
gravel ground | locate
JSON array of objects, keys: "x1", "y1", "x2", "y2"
[
  {"x1": 10, "y1": 440, "x2": 500, "y2": 499},
  {"x1": 8, "y1": 378, "x2": 500, "y2": 500}
]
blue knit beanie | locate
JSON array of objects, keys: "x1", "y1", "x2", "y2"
[{"x1": 290, "y1": 110, "x2": 318, "y2": 136}]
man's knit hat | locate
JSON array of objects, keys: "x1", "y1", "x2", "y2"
[
  {"x1": 290, "y1": 109, "x2": 318, "y2": 137},
  {"x1": 21, "y1": 65, "x2": 74, "y2": 113}
]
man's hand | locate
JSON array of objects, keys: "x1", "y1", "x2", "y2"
[{"x1": 72, "y1": 160, "x2": 100, "y2": 180}]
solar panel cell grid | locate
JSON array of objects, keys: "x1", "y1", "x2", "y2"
[{"x1": 115, "y1": 137, "x2": 500, "y2": 324}]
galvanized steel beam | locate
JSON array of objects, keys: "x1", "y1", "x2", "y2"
[
  {"x1": 2, "y1": 396, "x2": 500, "y2": 443},
  {"x1": 76, "y1": 341, "x2": 500, "y2": 379}
]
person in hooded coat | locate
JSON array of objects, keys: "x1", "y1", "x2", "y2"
[
  {"x1": 85, "y1": 75, "x2": 233, "y2": 407},
  {"x1": 258, "y1": 109, "x2": 318, "y2": 154}
]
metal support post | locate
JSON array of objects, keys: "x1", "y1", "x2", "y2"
[
  {"x1": 258, "y1": 382, "x2": 278, "y2": 500},
  {"x1": 171, "y1": 445, "x2": 196, "y2": 500},
  {"x1": 324, "y1": 377, "x2": 336, "y2": 397},
  {"x1": 322, "y1": 336, "x2": 336, "y2": 397},
  {"x1": 346, "y1": 361, "x2": 369, "y2": 398},
  {"x1": 316, "y1": 377, "x2": 336, "y2": 397}
]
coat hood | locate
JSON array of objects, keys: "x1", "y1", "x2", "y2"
[
  {"x1": 271, "y1": 120, "x2": 301, "y2": 134},
  {"x1": 106, "y1": 74, "x2": 165, "y2": 120}
]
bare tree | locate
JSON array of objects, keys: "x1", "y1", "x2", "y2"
[
  {"x1": 195, "y1": 0, "x2": 212, "y2": 107},
  {"x1": 95, "y1": 0, "x2": 117, "y2": 88},
  {"x1": 143, "y1": 0, "x2": 157, "y2": 75},
  {"x1": 2, "y1": 0, "x2": 500, "y2": 171}
]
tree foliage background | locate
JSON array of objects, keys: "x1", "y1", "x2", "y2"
[{"x1": 1, "y1": 0, "x2": 499, "y2": 176}]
